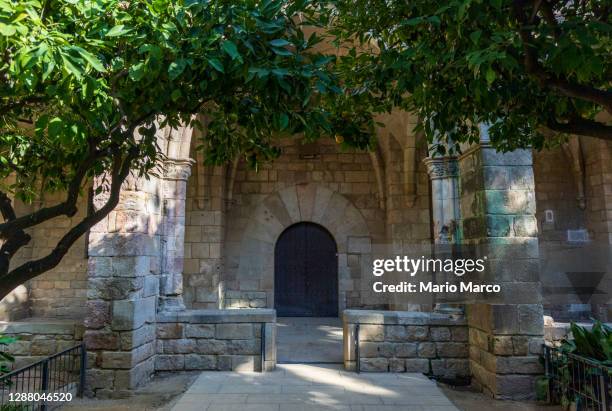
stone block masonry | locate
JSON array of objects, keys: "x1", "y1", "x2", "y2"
[
  {"x1": 458, "y1": 141, "x2": 545, "y2": 400},
  {"x1": 343, "y1": 310, "x2": 469, "y2": 379},
  {"x1": 84, "y1": 173, "x2": 164, "y2": 399},
  {"x1": 0, "y1": 319, "x2": 84, "y2": 369},
  {"x1": 155, "y1": 309, "x2": 276, "y2": 372}
]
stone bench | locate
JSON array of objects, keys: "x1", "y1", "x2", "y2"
[
  {"x1": 155, "y1": 309, "x2": 276, "y2": 372},
  {"x1": 0, "y1": 318, "x2": 84, "y2": 369},
  {"x1": 343, "y1": 309, "x2": 469, "y2": 379}
]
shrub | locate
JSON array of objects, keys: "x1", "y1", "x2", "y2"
[
  {"x1": 561, "y1": 320, "x2": 612, "y2": 365},
  {"x1": 0, "y1": 334, "x2": 16, "y2": 376}
]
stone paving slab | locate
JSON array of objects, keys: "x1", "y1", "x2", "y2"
[
  {"x1": 171, "y1": 364, "x2": 459, "y2": 411},
  {"x1": 277, "y1": 317, "x2": 344, "y2": 364}
]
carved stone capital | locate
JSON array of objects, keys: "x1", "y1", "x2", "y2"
[
  {"x1": 163, "y1": 158, "x2": 195, "y2": 181},
  {"x1": 423, "y1": 157, "x2": 459, "y2": 180}
]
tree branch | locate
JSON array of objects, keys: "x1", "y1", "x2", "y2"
[
  {"x1": 513, "y1": 0, "x2": 612, "y2": 114},
  {"x1": 0, "y1": 191, "x2": 16, "y2": 221},
  {"x1": 0, "y1": 191, "x2": 31, "y2": 277},
  {"x1": 0, "y1": 143, "x2": 104, "y2": 235},
  {"x1": 546, "y1": 118, "x2": 612, "y2": 140},
  {"x1": 0, "y1": 148, "x2": 139, "y2": 300}
]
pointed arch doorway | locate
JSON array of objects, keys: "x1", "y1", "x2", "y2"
[{"x1": 274, "y1": 222, "x2": 339, "y2": 317}]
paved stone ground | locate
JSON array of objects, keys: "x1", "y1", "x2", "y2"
[
  {"x1": 440, "y1": 385, "x2": 562, "y2": 411},
  {"x1": 277, "y1": 317, "x2": 343, "y2": 364},
  {"x1": 170, "y1": 364, "x2": 459, "y2": 411}
]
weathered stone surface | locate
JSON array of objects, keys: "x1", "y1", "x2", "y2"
[
  {"x1": 385, "y1": 325, "x2": 407, "y2": 341},
  {"x1": 216, "y1": 323, "x2": 253, "y2": 340},
  {"x1": 518, "y1": 305, "x2": 544, "y2": 335},
  {"x1": 100, "y1": 342, "x2": 154, "y2": 369},
  {"x1": 9, "y1": 341, "x2": 32, "y2": 356},
  {"x1": 84, "y1": 301, "x2": 110, "y2": 329},
  {"x1": 156, "y1": 323, "x2": 184, "y2": 339},
  {"x1": 359, "y1": 324, "x2": 384, "y2": 342},
  {"x1": 430, "y1": 327, "x2": 451, "y2": 341},
  {"x1": 84, "y1": 331, "x2": 119, "y2": 350},
  {"x1": 110, "y1": 256, "x2": 152, "y2": 277},
  {"x1": 451, "y1": 327, "x2": 469, "y2": 342},
  {"x1": 111, "y1": 297, "x2": 156, "y2": 331},
  {"x1": 162, "y1": 339, "x2": 196, "y2": 354},
  {"x1": 86, "y1": 369, "x2": 115, "y2": 390},
  {"x1": 495, "y1": 356, "x2": 543, "y2": 374},
  {"x1": 114, "y1": 357, "x2": 154, "y2": 389},
  {"x1": 0, "y1": 321, "x2": 77, "y2": 335},
  {"x1": 394, "y1": 343, "x2": 417, "y2": 358},
  {"x1": 185, "y1": 324, "x2": 215, "y2": 338},
  {"x1": 347, "y1": 236, "x2": 371, "y2": 253},
  {"x1": 360, "y1": 342, "x2": 394, "y2": 358},
  {"x1": 31, "y1": 338, "x2": 57, "y2": 356},
  {"x1": 404, "y1": 359, "x2": 429, "y2": 373},
  {"x1": 155, "y1": 354, "x2": 184, "y2": 371},
  {"x1": 431, "y1": 359, "x2": 470, "y2": 378},
  {"x1": 417, "y1": 342, "x2": 436, "y2": 358},
  {"x1": 143, "y1": 275, "x2": 159, "y2": 298},
  {"x1": 490, "y1": 336, "x2": 514, "y2": 356},
  {"x1": 185, "y1": 354, "x2": 217, "y2": 370},
  {"x1": 100, "y1": 351, "x2": 133, "y2": 369},
  {"x1": 495, "y1": 374, "x2": 538, "y2": 400},
  {"x1": 88, "y1": 232, "x2": 160, "y2": 257},
  {"x1": 528, "y1": 337, "x2": 544, "y2": 355},
  {"x1": 217, "y1": 355, "x2": 233, "y2": 371},
  {"x1": 157, "y1": 309, "x2": 275, "y2": 324},
  {"x1": 405, "y1": 326, "x2": 429, "y2": 341},
  {"x1": 88, "y1": 277, "x2": 144, "y2": 300},
  {"x1": 196, "y1": 339, "x2": 227, "y2": 355},
  {"x1": 436, "y1": 342, "x2": 468, "y2": 358},
  {"x1": 360, "y1": 358, "x2": 388, "y2": 372},
  {"x1": 120, "y1": 324, "x2": 155, "y2": 350},
  {"x1": 226, "y1": 340, "x2": 258, "y2": 355},
  {"x1": 389, "y1": 358, "x2": 405, "y2": 372}
]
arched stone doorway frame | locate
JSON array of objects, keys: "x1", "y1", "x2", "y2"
[{"x1": 228, "y1": 183, "x2": 371, "y2": 313}]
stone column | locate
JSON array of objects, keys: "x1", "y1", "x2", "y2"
[
  {"x1": 459, "y1": 131, "x2": 544, "y2": 400},
  {"x1": 424, "y1": 156, "x2": 460, "y2": 244},
  {"x1": 84, "y1": 175, "x2": 161, "y2": 398},
  {"x1": 159, "y1": 158, "x2": 194, "y2": 312},
  {"x1": 424, "y1": 156, "x2": 463, "y2": 316}
]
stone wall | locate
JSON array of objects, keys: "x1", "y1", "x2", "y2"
[
  {"x1": 183, "y1": 163, "x2": 226, "y2": 309},
  {"x1": 458, "y1": 142, "x2": 545, "y2": 400},
  {"x1": 582, "y1": 139, "x2": 612, "y2": 245},
  {"x1": 1, "y1": 191, "x2": 90, "y2": 321},
  {"x1": 343, "y1": 310, "x2": 469, "y2": 379},
  {"x1": 533, "y1": 148, "x2": 586, "y2": 245},
  {"x1": 155, "y1": 309, "x2": 276, "y2": 372},
  {"x1": 533, "y1": 143, "x2": 612, "y2": 321},
  {"x1": 84, "y1": 174, "x2": 163, "y2": 399},
  {"x1": 467, "y1": 304, "x2": 544, "y2": 400},
  {"x1": 0, "y1": 319, "x2": 84, "y2": 369},
  {"x1": 221, "y1": 138, "x2": 386, "y2": 310}
]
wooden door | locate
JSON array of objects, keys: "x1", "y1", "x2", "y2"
[{"x1": 274, "y1": 223, "x2": 338, "y2": 317}]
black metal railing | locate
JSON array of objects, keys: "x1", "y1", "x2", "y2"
[
  {"x1": 544, "y1": 345, "x2": 611, "y2": 411},
  {"x1": 355, "y1": 324, "x2": 360, "y2": 374},
  {"x1": 0, "y1": 344, "x2": 86, "y2": 411},
  {"x1": 260, "y1": 323, "x2": 266, "y2": 373}
]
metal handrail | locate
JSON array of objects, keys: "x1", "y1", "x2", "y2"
[
  {"x1": 0, "y1": 344, "x2": 85, "y2": 381},
  {"x1": 355, "y1": 324, "x2": 360, "y2": 374},
  {"x1": 544, "y1": 345, "x2": 611, "y2": 411},
  {"x1": 260, "y1": 323, "x2": 266, "y2": 373},
  {"x1": 0, "y1": 343, "x2": 86, "y2": 411}
]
